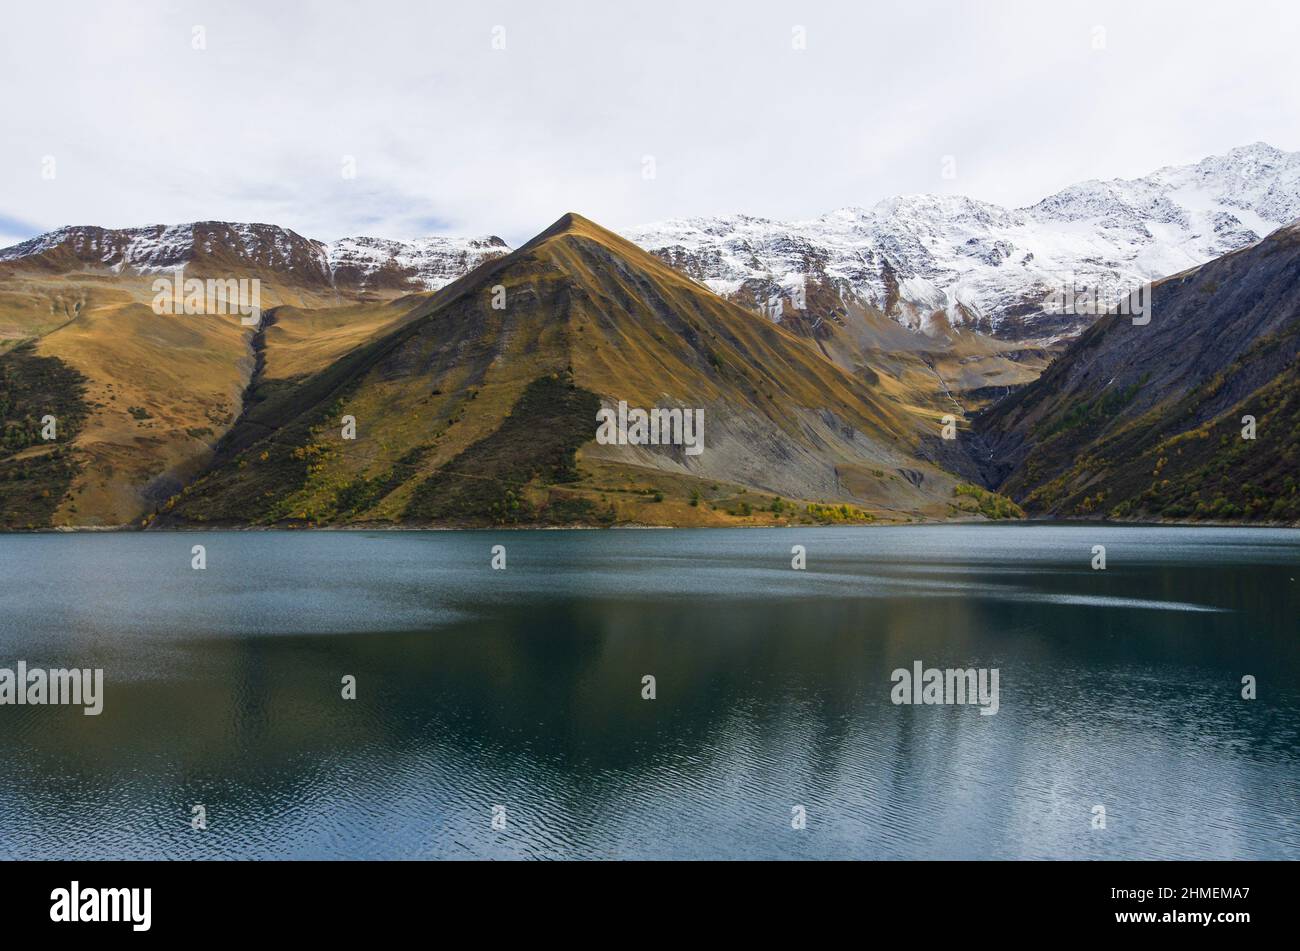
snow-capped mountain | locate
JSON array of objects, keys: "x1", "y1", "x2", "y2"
[
  {"x1": 627, "y1": 142, "x2": 1300, "y2": 340},
  {"x1": 3, "y1": 143, "x2": 1295, "y2": 337},
  {"x1": 322, "y1": 234, "x2": 508, "y2": 291},
  {"x1": 0, "y1": 221, "x2": 508, "y2": 293}
]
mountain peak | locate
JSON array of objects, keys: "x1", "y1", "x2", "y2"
[
  {"x1": 1225, "y1": 140, "x2": 1287, "y2": 159},
  {"x1": 516, "y1": 212, "x2": 646, "y2": 260},
  {"x1": 552, "y1": 211, "x2": 592, "y2": 229},
  {"x1": 530, "y1": 211, "x2": 605, "y2": 242}
]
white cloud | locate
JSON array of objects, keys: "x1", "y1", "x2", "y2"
[{"x1": 2, "y1": 0, "x2": 1297, "y2": 247}]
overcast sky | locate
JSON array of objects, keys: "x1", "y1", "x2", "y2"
[{"x1": 2, "y1": 0, "x2": 1297, "y2": 248}]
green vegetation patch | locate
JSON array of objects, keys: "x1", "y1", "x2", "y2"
[
  {"x1": 0, "y1": 343, "x2": 90, "y2": 528},
  {"x1": 160, "y1": 397, "x2": 345, "y2": 525},
  {"x1": 1037, "y1": 378, "x2": 1143, "y2": 439},
  {"x1": 953, "y1": 483, "x2": 1026, "y2": 520},
  {"x1": 404, "y1": 372, "x2": 601, "y2": 525},
  {"x1": 806, "y1": 501, "x2": 874, "y2": 523},
  {"x1": 334, "y1": 444, "x2": 433, "y2": 518}
]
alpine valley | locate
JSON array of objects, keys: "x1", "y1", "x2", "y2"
[{"x1": 1, "y1": 143, "x2": 1297, "y2": 530}]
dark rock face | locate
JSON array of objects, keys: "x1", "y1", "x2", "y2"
[{"x1": 972, "y1": 222, "x2": 1300, "y2": 522}]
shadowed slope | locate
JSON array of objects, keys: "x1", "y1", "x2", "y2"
[{"x1": 975, "y1": 221, "x2": 1300, "y2": 522}]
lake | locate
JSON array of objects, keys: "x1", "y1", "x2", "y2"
[{"x1": 0, "y1": 524, "x2": 1297, "y2": 859}]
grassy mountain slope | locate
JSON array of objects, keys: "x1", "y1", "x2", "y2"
[
  {"x1": 0, "y1": 250, "x2": 436, "y2": 526},
  {"x1": 159, "y1": 213, "x2": 977, "y2": 528}
]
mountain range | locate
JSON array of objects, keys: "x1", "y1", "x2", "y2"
[
  {"x1": 0, "y1": 221, "x2": 510, "y2": 295},
  {"x1": 11, "y1": 142, "x2": 1294, "y2": 340},
  {"x1": 152, "y1": 214, "x2": 967, "y2": 530},
  {"x1": 628, "y1": 142, "x2": 1300, "y2": 342},
  {"x1": 0, "y1": 143, "x2": 1296, "y2": 530}
]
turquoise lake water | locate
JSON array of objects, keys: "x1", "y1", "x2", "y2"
[{"x1": 0, "y1": 525, "x2": 1296, "y2": 859}]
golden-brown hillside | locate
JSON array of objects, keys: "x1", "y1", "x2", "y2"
[{"x1": 1, "y1": 214, "x2": 1028, "y2": 529}]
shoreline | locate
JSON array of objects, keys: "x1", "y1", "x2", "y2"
[{"x1": 17, "y1": 517, "x2": 1300, "y2": 534}]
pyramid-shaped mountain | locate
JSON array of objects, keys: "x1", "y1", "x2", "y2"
[{"x1": 158, "y1": 213, "x2": 966, "y2": 528}]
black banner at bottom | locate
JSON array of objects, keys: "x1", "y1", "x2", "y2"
[{"x1": 0, "y1": 859, "x2": 1279, "y2": 938}]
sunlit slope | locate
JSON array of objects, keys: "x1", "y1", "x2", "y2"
[
  {"x1": 261, "y1": 294, "x2": 437, "y2": 381},
  {"x1": 0, "y1": 260, "x2": 255, "y2": 526},
  {"x1": 0, "y1": 278, "x2": 90, "y2": 353},
  {"x1": 37, "y1": 295, "x2": 252, "y2": 526},
  {"x1": 528, "y1": 214, "x2": 962, "y2": 507},
  {"x1": 0, "y1": 261, "x2": 420, "y2": 527},
  {"x1": 158, "y1": 227, "x2": 588, "y2": 526},
  {"x1": 161, "y1": 213, "x2": 969, "y2": 528}
]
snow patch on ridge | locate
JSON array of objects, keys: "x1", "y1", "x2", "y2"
[{"x1": 626, "y1": 142, "x2": 1300, "y2": 337}]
